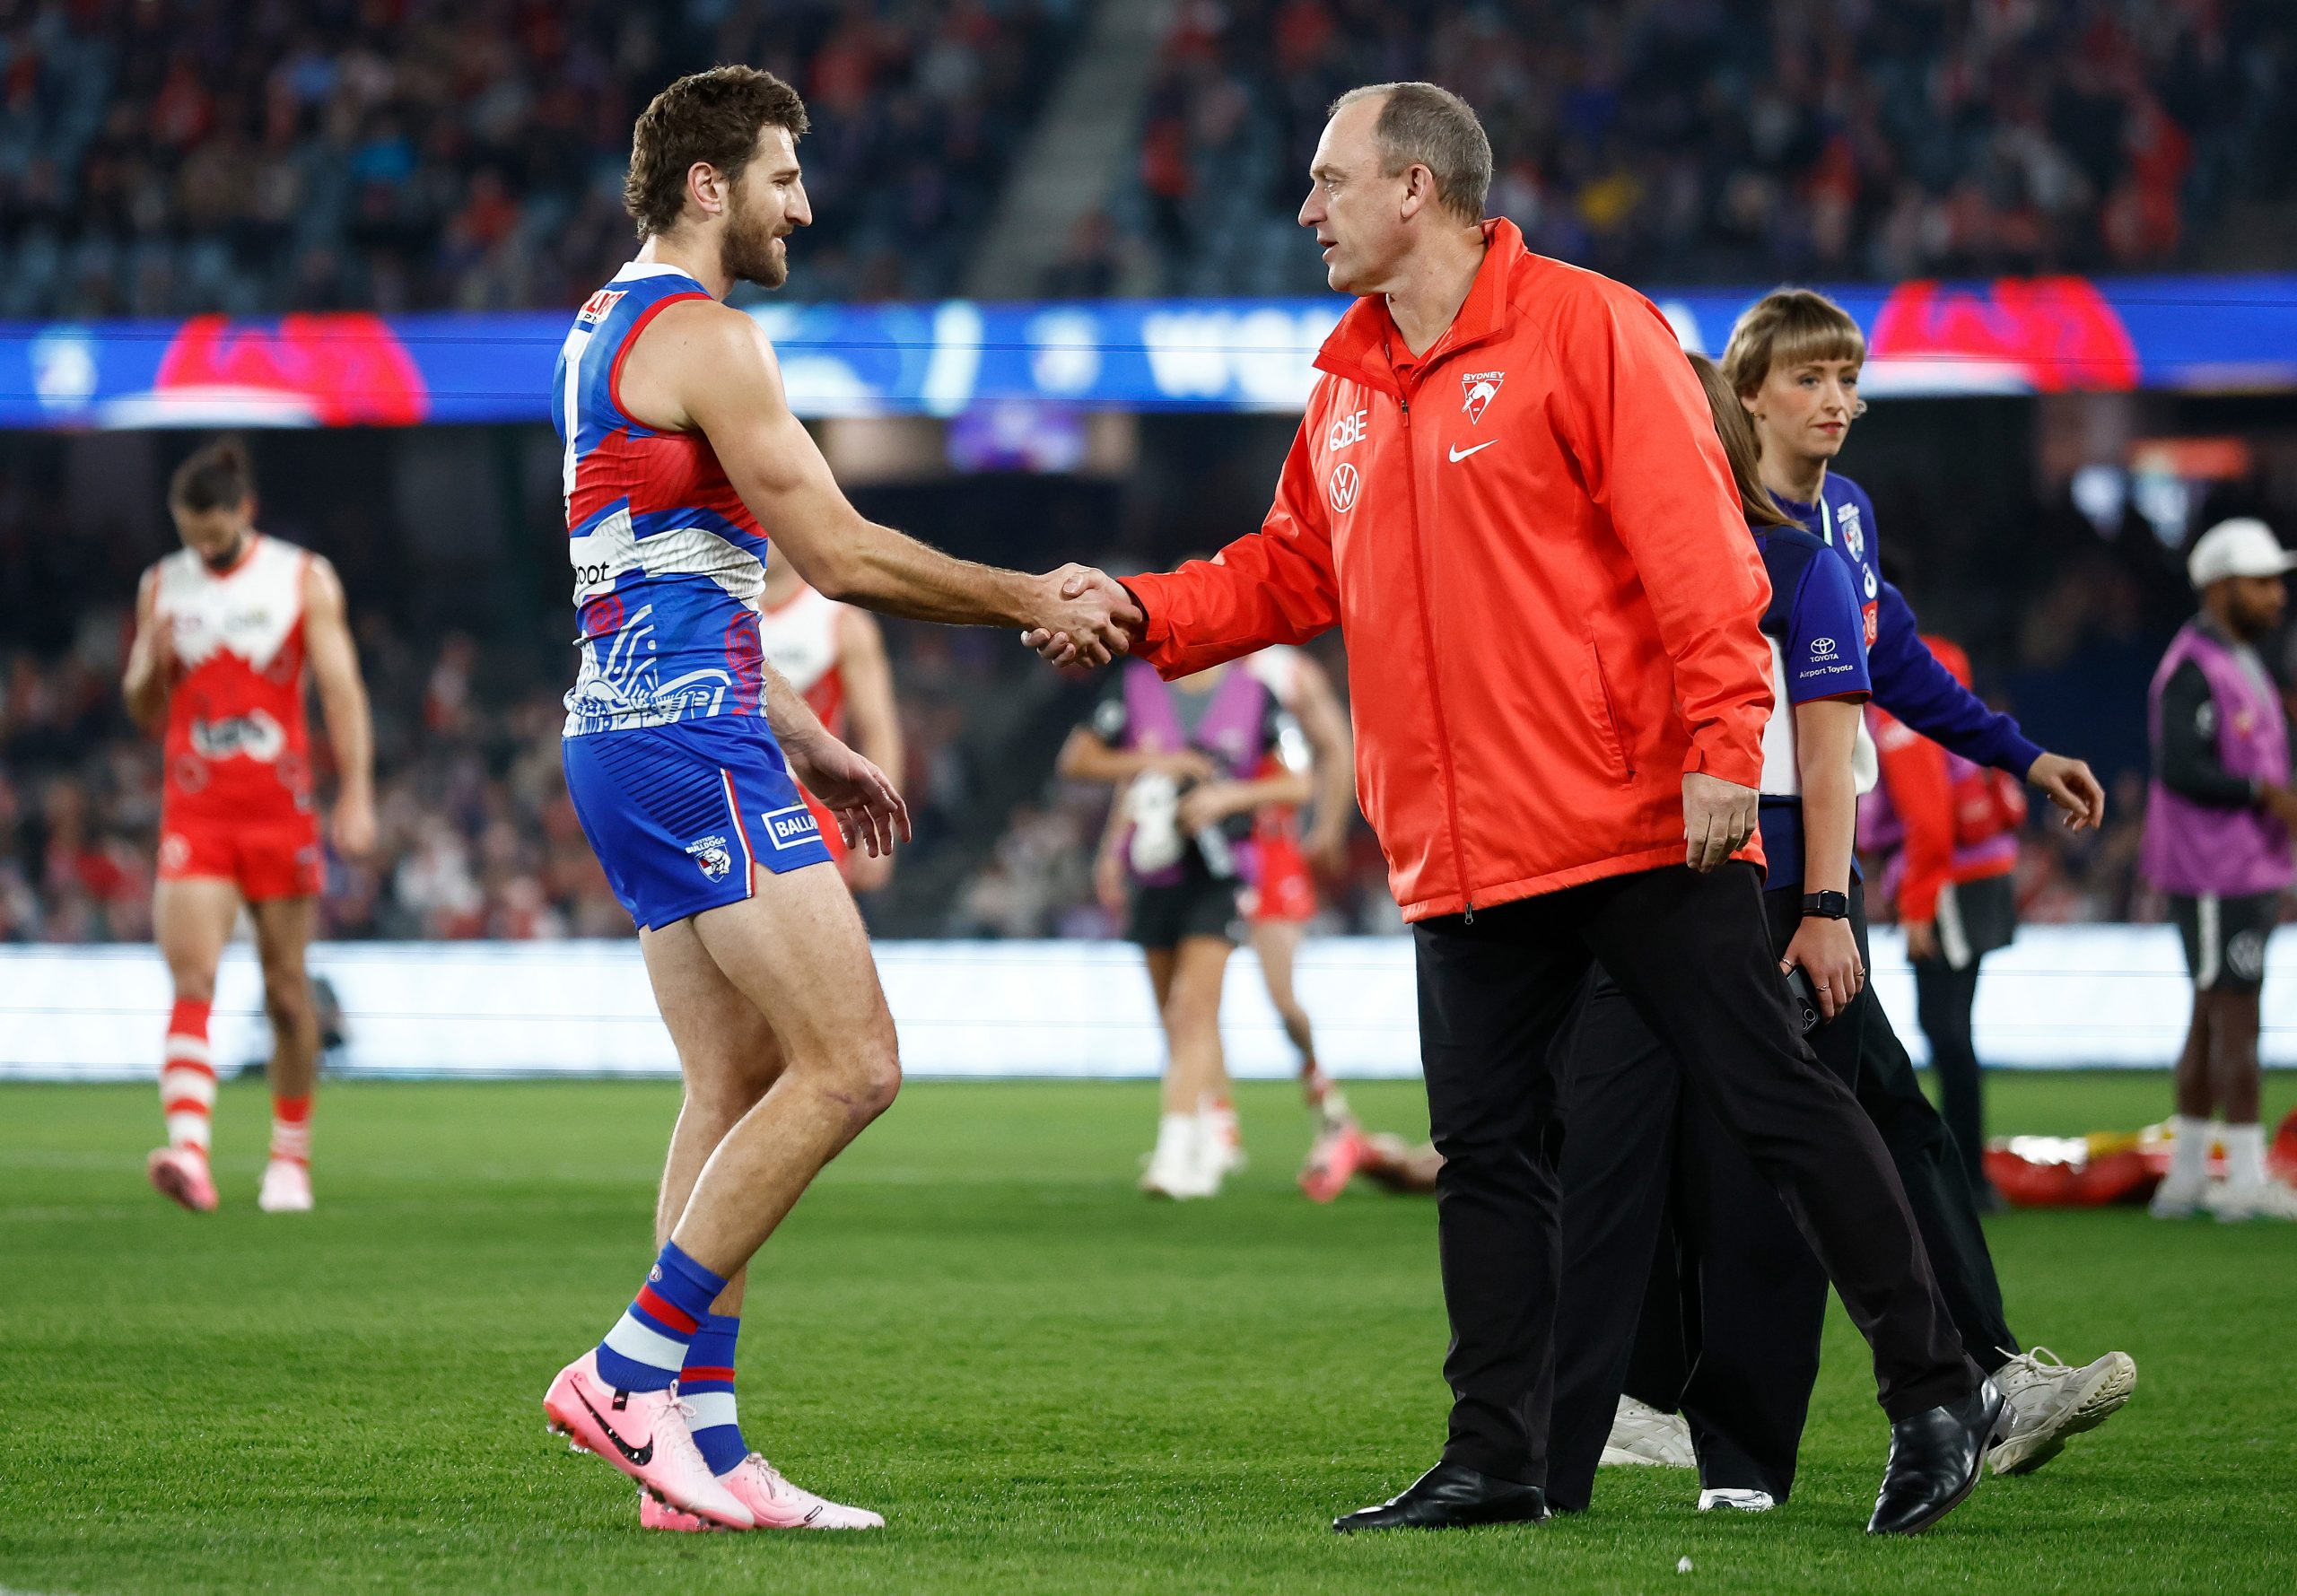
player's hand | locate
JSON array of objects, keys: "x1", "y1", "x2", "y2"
[
  {"x1": 1155, "y1": 748, "x2": 1219, "y2": 784},
  {"x1": 1094, "y1": 845, "x2": 1127, "y2": 915},
  {"x1": 1020, "y1": 566, "x2": 1141, "y2": 667},
  {"x1": 2261, "y1": 781, "x2": 2297, "y2": 832},
  {"x1": 1304, "y1": 816, "x2": 1349, "y2": 876},
  {"x1": 1681, "y1": 772, "x2": 1759, "y2": 873},
  {"x1": 786, "y1": 734, "x2": 911, "y2": 858},
  {"x1": 1176, "y1": 780, "x2": 1243, "y2": 834},
  {"x1": 331, "y1": 791, "x2": 378, "y2": 860},
  {"x1": 1903, "y1": 918, "x2": 1940, "y2": 962},
  {"x1": 2026, "y1": 751, "x2": 2105, "y2": 832},
  {"x1": 1782, "y1": 915, "x2": 1865, "y2": 1022}
]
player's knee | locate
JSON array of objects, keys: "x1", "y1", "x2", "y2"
[
  {"x1": 261, "y1": 972, "x2": 314, "y2": 1030},
  {"x1": 848, "y1": 1033, "x2": 903, "y2": 1124}
]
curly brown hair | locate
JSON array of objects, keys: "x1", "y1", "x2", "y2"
[{"x1": 624, "y1": 66, "x2": 809, "y2": 240}]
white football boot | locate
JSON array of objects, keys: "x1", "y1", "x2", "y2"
[
  {"x1": 1698, "y1": 1488, "x2": 1774, "y2": 1513},
  {"x1": 1986, "y1": 1347, "x2": 2137, "y2": 1475},
  {"x1": 2149, "y1": 1170, "x2": 2208, "y2": 1219},
  {"x1": 1140, "y1": 1112, "x2": 1217, "y2": 1199},
  {"x1": 1599, "y1": 1394, "x2": 1696, "y2": 1468},
  {"x1": 258, "y1": 1159, "x2": 313, "y2": 1213},
  {"x1": 2205, "y1": 1178, "x2": 2297, "y2": 1223}
]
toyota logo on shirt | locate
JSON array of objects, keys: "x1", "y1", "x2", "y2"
[{"x1": 1330, "y1": 462, "x2": 1360, "y2": 513}]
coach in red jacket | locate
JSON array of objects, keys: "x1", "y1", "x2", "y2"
[{"x1": 1046, "y1": 83, "x2": 1996, "y2": 1536}]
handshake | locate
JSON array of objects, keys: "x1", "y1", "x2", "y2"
[{"x1": 1021, "y1": 564, "x2": 1142, "y2": 668}]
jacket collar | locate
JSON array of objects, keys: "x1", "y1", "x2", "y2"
[{"x1": 1314, "y1": 217, "x2": 1527, "y2": 397}]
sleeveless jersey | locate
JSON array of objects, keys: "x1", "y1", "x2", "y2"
[
  {"x1": 759, "y1": 581, "x2": 847, "y2": 736},
  {"x1": 153, "y1": 534, "x2": 313, "y2": 819},
  {"x1": 554, "y1": 263, "x2": 773, "y2": 738}
]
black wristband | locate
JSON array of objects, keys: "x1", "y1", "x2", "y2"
[{"x1": 1802, "y1": 890, "x2": 1850, "y2": 920}]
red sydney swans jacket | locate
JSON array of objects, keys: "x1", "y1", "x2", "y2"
[{"x1": 1123, "y1": 220, "x2": 1776, "y2": 920}]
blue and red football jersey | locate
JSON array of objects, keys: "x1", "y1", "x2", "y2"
[{"x1": 553, "y1": 265, "x2": 773, "y2": 737}]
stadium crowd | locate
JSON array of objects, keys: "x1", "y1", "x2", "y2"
[
  {"x1": 0, "y1": 0, "x2": 1077, "y2": 318},
  {"x1": 0, "y1": 608, "x2": 1029, "y2": 943},
  {"x1": 0, "y1": 570, "x2": 2224, "y2": 948},
  {"x1": 1106, "y1": 0, "x2": 2297, "y2": 296}
]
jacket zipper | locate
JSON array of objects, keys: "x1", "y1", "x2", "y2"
[{"x1": 1396, "y1": 389, "x2": 1475, "y2": 922}]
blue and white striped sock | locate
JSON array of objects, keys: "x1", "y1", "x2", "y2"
[
  {"x1": 680, "y1": 1313, "x2": 748, "y2": 1476},
  {"x1": 594, "y1": 1242, "x2": 726, "y2": 1393}
]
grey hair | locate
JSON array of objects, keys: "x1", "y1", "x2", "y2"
[{"x1": 1328, "y1": 81, "x2": 1492, "y2": 222}]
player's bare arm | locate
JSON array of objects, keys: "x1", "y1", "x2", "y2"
[
  {"x1": 1175, "y1": 763, "x2": 1312, "y2": 836},
  {"x1": 301, "y1": 556, "x2": 377, "y2": 859},
  {"x1": 1288, "y1": 653, "x2": 1357, "y2": 872},
  {"x1": 756, "y1": 654, "x2": 908, "y2": 859},
  {"x1": 1055, "y1": 724, "x2": 1219, "y2": 787},
  {"x1": 122, "y1": 568, "x2": 172, "y2": 732},
  {"x1": 617, "y1": 299, "x2": 1137, "y2": 663}
]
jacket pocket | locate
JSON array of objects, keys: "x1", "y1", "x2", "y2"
[{"x1": 1577, "y1": 636, "x2": 1634, "y2": 781}]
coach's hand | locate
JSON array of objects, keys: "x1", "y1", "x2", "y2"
[
  {"x1": 785, "y1": 733, "x2": 913, "y2": 859},
  {"x1": 1681, "y1": 772, "x2": 1759, "y2": 873},
  {"x1": 2026, "y1": 752, "x2": 2105, "y2": 832},
  {"x1": 1021, "y1": 567, "x2": 1141, "y2": 667}
]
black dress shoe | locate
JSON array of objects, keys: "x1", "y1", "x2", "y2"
[
  {"x1": 1867, "y1": 1378, "x2": 2008, "y2": 1535},
  {"x1": 1333, "y1": 1461, "x2": 1550, "y2": 1532}
]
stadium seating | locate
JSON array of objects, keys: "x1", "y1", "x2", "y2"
[
  {"x1": 1108, "y1": 0, "x2": 2297, "y2": 295},
  {"x1": 0, "y1": 0, "x2": 1079, "y2": 317}
]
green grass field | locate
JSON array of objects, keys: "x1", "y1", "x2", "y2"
[{"x1": 2, "y1": 1071, "x2": 2293, "y2": 1595}]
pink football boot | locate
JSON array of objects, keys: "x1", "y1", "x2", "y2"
[
  {"x1": 639, "y1": 1453, "x2": 885, "y2": 1531},
  {"x1": 543, "y1": 1351, "x2": 753, "y2": 1529},
  {"x1": 1298, "y1": 1121, "x2": 1370, "y2": 1204},
  {"x1": 147, "y1": 1146, "x2": 219, "y2": 1213}
]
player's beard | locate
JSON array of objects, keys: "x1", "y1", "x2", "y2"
[
  {"x1": 200, "y1": 532, "x2": 250, "y2": 572},
  {"x1": 721, "y1": 188, "x2": 789, "y2": 290}
]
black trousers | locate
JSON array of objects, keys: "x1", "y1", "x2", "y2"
[
  {"x1": 1914, "y1": 957, "x2": 1989, "y2": 1199},
  {"x1": 1594, "y1": 911, "x2": 2023, "y2": 1505},
  {"x1": 1855, "y1": 969, "x2": 2019, "y2": 1373},
  {"x1": 1414, "y1": 861, "x2": 1972, "y2": 1488},
  {"x1": 1549, "y1": 884, "x2": 1867, "y2": 1508}
]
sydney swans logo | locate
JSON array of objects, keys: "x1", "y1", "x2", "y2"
[{"x1": 1461, "y1": 371, "x2": 1506, "y2": 423}]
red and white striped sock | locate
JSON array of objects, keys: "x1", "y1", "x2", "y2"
[
  {"x1": 269, "y1": 1093, "x2": 313, "y2": 1167},
  {"x1": 161, "y1": 998, "x2": 215, "y2": 1156}
]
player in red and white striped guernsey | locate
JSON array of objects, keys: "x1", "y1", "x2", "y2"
[{"x1": 126, "y1": 439, "x2": 375, "y2": 1215}]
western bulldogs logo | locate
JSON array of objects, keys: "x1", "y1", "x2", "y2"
[
  {"x1": 1461, "y1": 370, "x2": 1506, "y2": 423},
  {"x1": 1836, "y1": 501, "x2": 1865, "y2": 560},
  {"x1": 686, "y1": 835, "x2": 734, "y2": 881},
  {"x1": 760, "y1": 803, "x2": 822, "y2": 850}
]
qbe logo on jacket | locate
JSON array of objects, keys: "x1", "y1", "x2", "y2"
[
  {"x1": 761, "y1": 802, "x2": 823, "y2": 850},
  {"x1": 1329, "y1": 461, "x2": 1360, "y2": 513}
]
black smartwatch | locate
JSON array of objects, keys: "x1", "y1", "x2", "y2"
[{"x1": 1801, "y1": 890, "x2": 1850, "y2": 920}]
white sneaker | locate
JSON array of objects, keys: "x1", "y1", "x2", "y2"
[
  {"x1": 1599, "y1": 1394, "x2": 1696, "y2": 1468},
  {"x1": 1986, "y1": 1347, "x2": 2137, "y2": 1475},
  {"x1": 2205, "y1": 1178, "x2": 2297, "y2": 1222},
  {"x1": 2150, "y1": 1171, "x2": 2208, "y2": 1219},
  {"x1": 1140, "y1": 1114, "x2": 1218, "y2": 1199},
  {"x1": 1698, "y1": 1487, "x2": 1774, "y2": 1513},
  {"x1": 258, "y1": 1159, "x2": 313, "y2": 1213}
]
